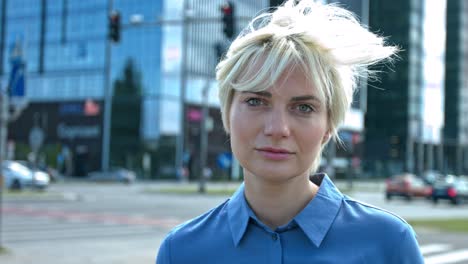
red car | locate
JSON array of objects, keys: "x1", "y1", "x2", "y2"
[{"x1": 385, "y1": 173, "x2": 432, "y2": 201}]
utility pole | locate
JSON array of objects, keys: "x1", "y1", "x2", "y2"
[
  {"x1": 101, "y1": 0, "x2": 114, "y2": 172},
  {"x1": 0, "y1": 92, "x2": 27, "y2": 250},
  {"x1": 199, "y1": 80, "x2": 210, "y2": 193},
  {"x1": 0, "y1": 90, "x2": 8, "y2": 249},
  {"x1": 176, "y1": 0, "x2": 190, "y2": 181},
  {"x1": 0, "y1": 36, "x2": 28, "y2": 249}
]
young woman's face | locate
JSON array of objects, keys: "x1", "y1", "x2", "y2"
[{"x1": 229, "y1": 67, "x2": 329, "y2": 183}]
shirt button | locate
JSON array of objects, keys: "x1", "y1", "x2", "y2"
[{"x1": 271, "y1": 233, "x2": 278, "y2": 241}]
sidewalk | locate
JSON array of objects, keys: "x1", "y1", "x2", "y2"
[{"x1": 148, "y1": 178, "x2": 386, "y2": 193}]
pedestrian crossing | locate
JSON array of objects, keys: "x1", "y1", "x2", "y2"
[
  {"x1": 3, "y1": 206, "x2": 468, "y2": 263},
  {"x1": 422, "y1": 244, "x2": 468, "y2": 264},
  {"x1": 3, "y1": 215, "x2": 162, "y2": 243},
  {"x1": 2, "y1": 206, "x2": 181, "y2": 244}
]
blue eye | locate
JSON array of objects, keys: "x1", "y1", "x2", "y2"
[
  {"x1": 246, "y1": 98, "x2": 264, "y2": 106},
  {"x1": 296, "y1": 104, "x2": 314, "y2": 113}
]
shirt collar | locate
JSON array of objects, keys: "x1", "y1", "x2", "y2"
[
  {"x1": 294, "y1": 173, "x2": 343, "y2": 247},
  {"x1": 227, "y1": 182, "x2": 250, "y2": 246},
  {"x1": 226, "y1": 174, "x2": 343, "y2": 247}
]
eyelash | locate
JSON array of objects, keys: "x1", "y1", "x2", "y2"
[
  {"x1": 244, "y1": 98, "x2": 315, "y2": 114},
  {"x1": 294, "y1": 104, "x2": 315, "y2": 113},
  {"x1": 245, "y1": 97, "x2": 265, "y2": 106}
]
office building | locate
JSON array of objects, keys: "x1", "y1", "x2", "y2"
[
  {"x1": 2, "y1": 0, "x2": 269, "y2": 178},
  {"x1": 365, "y1": 0, "x2": 449, "y2": 176},
  {"x1": 444, "y1": 0, "x2": 468, "y2": 174}
]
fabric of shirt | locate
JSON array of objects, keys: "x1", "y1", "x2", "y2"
[{"x1": 156, "y1": 174, "x2": 424, "y2": 264}]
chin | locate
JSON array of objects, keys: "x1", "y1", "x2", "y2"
[{"x1": 246, "y1": 166, "x2": 306, "y2": 183}]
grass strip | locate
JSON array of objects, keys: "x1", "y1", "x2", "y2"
[
  {"x1": 145, "y1": 186, "x2": 237, "y2": 196},
  {"x1": 0, "y1": 246, "x2": 10, "y2": 255},
  {"x1": 409, "y1": 219, "x2": 468, "y2": 233},
  {"x1": 2, "y1": 189, "x2": 64, "y2": 200}
]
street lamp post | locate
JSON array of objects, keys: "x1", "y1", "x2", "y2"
[
  {"x1": 199, "y1": 80, "x2": 210, "y2": 193},
  {"x1": 101, "y1": 0, "x2": 114, "y2": 172},
  {"x1": 175, "y1": 0, "x2": 190, "y2": 181},
  {"x1": 0, "y1": 90, "x2": 8, "y2": 249}
]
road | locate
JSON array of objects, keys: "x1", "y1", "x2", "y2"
[{"x1": 0, "y1": 181, "x2": 468, "y2": 264}]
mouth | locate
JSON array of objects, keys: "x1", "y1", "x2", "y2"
[
  {"x1": 256, "y1": 147, "x2": 294, "y2": 154},
  {"x1": 255, "y1": 147, "x2": 295, "y2": 160}
]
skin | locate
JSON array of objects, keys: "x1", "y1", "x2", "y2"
[{"x1": 229, "y1": 66, "x2": 330, "y2": 229}]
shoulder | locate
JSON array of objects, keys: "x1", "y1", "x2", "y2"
[
  {"x1": 336, "y1": 196, "x2": 424, "y2": 262},
  {"x1": 336, "y1": 195, "x2": 417, "y2": 242},
  {"x1": 157, "y1": 199, "x2": 232, "y2": 263},
  {"x1": 170, "y1": 198, "x2": 230, "y2": 240},
  {"x1": 342, "y1": 195, "x2": 410, "y2": 228}
]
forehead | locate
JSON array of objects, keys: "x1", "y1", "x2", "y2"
[{"x1": 238, "y1": 61, "x2": 321, "y2": 98}]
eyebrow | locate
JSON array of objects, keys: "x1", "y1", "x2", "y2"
[{"x1": 241, "y1": 91, "x2": 322, "y2": 104}]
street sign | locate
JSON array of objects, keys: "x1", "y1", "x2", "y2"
[
  {"x1": 29, "y1": 126, "x2": 45, "y2": 152},
  {"x1": 216, "y1": 152, "x2": 232, "y2": 170},
  {"x1": 8, "y1": 57, "x2": 25, "y2": 98}
]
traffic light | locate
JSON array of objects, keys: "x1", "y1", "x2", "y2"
[
  {"x1": 221, "y1": 2, "x2": 235, "y2": 39},
  {"x1": 109, "y1": 11, "x2": 121, "y2": 42}
]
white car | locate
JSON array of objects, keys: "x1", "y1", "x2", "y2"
[{"x1": 1, "y1": 160, "x2": 50, "y2": 190}]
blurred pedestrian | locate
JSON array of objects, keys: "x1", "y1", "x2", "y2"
[{"x1": 157, "y1": 1, "x2": 423, "y2": 263}]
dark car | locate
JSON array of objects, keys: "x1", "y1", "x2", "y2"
[
  {"x1": 432, "y1": 175, "x2": 468, "y2": 205},
  {"x1": 385, "y1": 173, "x2": 432, "y2": 201}
]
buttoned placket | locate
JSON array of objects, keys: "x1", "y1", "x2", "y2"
[{"x1": 269, "y1": 231, "x2": 282, "y2": 264}]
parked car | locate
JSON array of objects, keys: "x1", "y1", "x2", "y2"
[
  {"x1": 385, "y1": 173, "x2": 432, "y2": 201},
  {"x1": 87, "y1": 168, "x2": 136, "y2": 184},
  {"x1": 1, "y1": 160, "x2": 50, "y2": 190},
  {"x1": 421, "y1": 170, "x2": 445, "y2": 186},
  {"x1": 432, "y1": 175, "x2": 468, "y2": 205},
  {"x1": 17, "y1": 160, "x2": 62, "y2": 182}
]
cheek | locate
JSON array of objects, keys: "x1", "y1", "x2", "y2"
[
  {"x1": 229, "y1": 107, "x2": 249, "y2": 162},
  {"x1": 298, "y1": 120, "x2": 328, "y2": 153},
  {"x1": 230, "y1": 106, "x2": 250, "y2": 142}
]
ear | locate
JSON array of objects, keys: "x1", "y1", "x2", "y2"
[{"x1": 322, "y1": 131, "x2": 331, "y2": 145}]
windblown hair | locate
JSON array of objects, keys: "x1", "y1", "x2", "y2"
[{"x1": 216, "y1": 0, "x2": 398, "y2": 171}]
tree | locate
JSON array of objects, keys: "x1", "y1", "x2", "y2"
[{"x1": 110, "y1": 59, "x2": 143, "y2": 168}]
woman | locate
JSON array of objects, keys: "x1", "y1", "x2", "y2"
[{"x1": 157, "y1": 0, "x2": 424, "y2": 263}]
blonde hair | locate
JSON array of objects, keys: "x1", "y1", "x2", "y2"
[{"x1": 216, "y1": 0, "x2": 397, "y2": 171}]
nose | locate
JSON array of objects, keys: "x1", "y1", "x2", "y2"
[{"x1": 264, "y1": 108, "x2": 291, "y2": 138}]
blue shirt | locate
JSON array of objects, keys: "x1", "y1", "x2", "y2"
[{"x1": 156, "y1": 174, "x2": 424, "y2": 263}]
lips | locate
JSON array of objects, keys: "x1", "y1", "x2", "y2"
[
  {"x1": 255, "y1": 147, "x2": 295, "y2": 160},
  {"x1": 256, "y1": 147, "x2": 293, "y2": 154}
]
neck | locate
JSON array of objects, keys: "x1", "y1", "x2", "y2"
[{"x1": 244, "y1": 173, "x2": 318, "y2": 230}]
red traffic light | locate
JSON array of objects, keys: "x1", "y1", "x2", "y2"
[
  {"x1": 108, "y1": 11, "x2": 121, "y2": 42},
  {"x1": 110, "y1": 13, "x2": 120, "y2": 22},
  {"x1": 221, "y1": 5, "x2": 232, "y2": 15},
  {"x1": 220, "y1": 2, "x2": 235, "y2": 39}
]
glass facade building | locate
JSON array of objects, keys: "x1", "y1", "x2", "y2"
[
  {"x1": 2, "y1": 0, "x2": 269, "y2": 178},
  {"x1": 444, "y1": 0, "x2": 468, "y2": 175},
  {"x1": 364, "y1": 0, "x2": 468, "y2": 177}
]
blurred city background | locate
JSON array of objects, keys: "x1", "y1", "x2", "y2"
[
  {"x1": 0, "y1": 0, "x2": 467, "y2": 182},
  {"x1": 0, "y1": 0, "x2": 468, "y2": 263}
]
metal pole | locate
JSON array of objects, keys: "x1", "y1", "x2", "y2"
[
  {"x1": 327, "y1": 139, "x2": 336, "y2": 178},
  {"x1": 406, "y1": 134, "x2": 414, "y2": 173},
  {"x1": 427, "y1": 143, "x2": 433, "y2": 171},
  {"x1": 417, "y1": 140, "x2": 424, "y2": 175},
  {"x1": 199, "y1": 80, "x2": 210, "y2": 193},
  {"x1": 438, "y1": 139, "x2": 444, "y2": 172},
  {"x1": 176, "y1": 0, "x2": 189, "y2": 181},
  {"x1": 0, "y1": 91, "x2": 8, "y2": 249},
  {"x1": 101, "y1": 0, "x2": 114, "y2": 172},
  {"x1": 456, "y1": 144, "x2": 462, "y2": 175}
]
